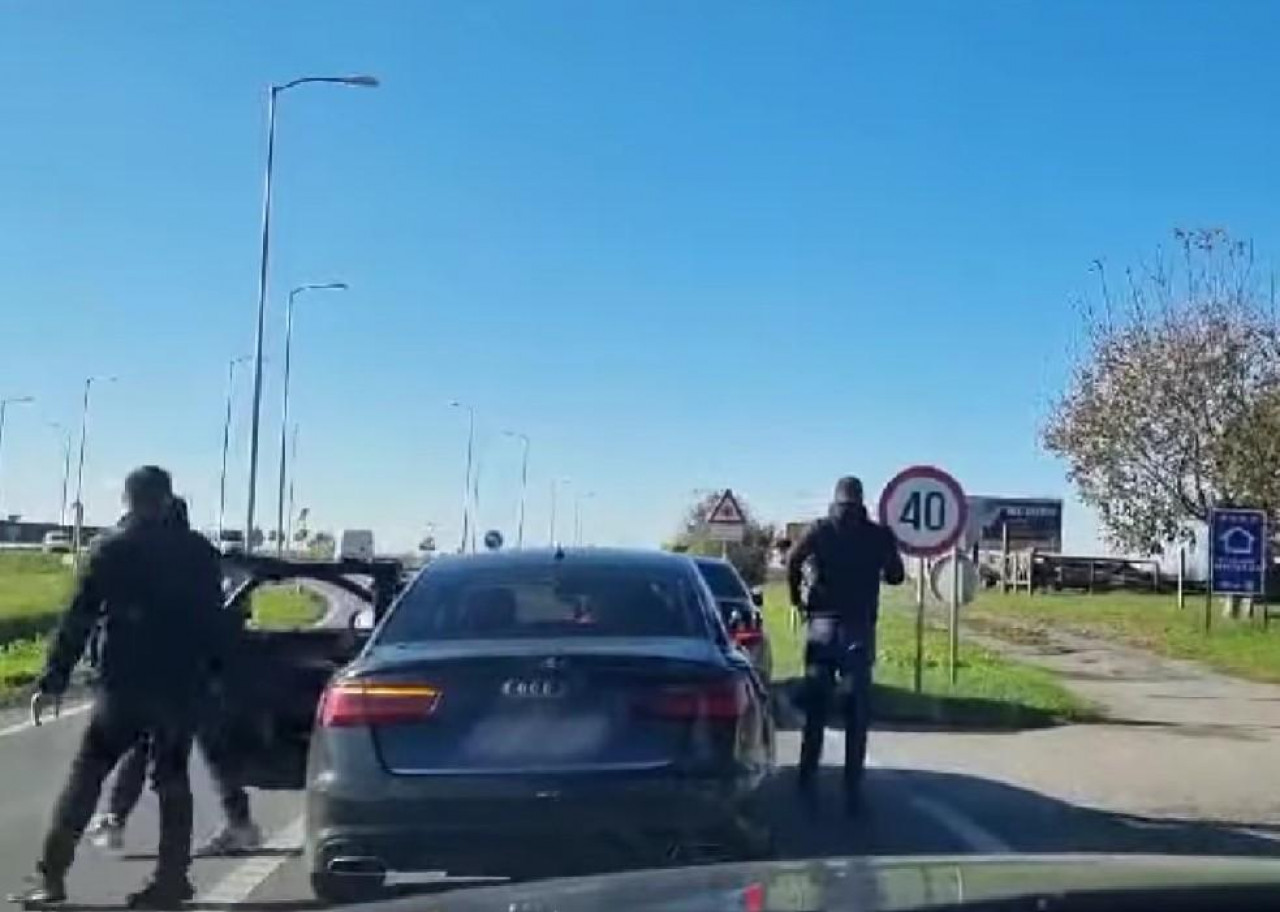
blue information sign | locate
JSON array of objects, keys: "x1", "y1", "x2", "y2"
[{"x1": 1210, "y1": 508, "x2": 1267, "y2": 595}]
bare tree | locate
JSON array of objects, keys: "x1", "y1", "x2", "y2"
[{"x1": 1044, "y1": 229, "x2": 1280, "y2": 554}]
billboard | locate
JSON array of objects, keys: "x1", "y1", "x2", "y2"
[{"x1": 967, "y1": 497, "x2": 1063, "y2": 552}]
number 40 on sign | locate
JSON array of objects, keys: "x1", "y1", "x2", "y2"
[{"x1": 878, "y1": 465, "x2": 968, "y2": 558}]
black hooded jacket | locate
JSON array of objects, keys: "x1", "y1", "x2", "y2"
[
  {"x1": 785, "y1": 502, "x2": 905, "y2": 638},
  {"x1": 39, "y1": 513, "x2": 227, "y2": 703}
]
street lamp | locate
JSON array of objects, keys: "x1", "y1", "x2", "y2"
[
  {"x1": 549, "y1": 477, "x2": 571, "y2": 545},
  {"x1": 503, "y1": 430, "x2": 530, "y2": 548},
  {"x1": 244, "y1": 74, "x2": 378, "y2": 554},
  {"x1": 574, "y1": 490, "x2": 596, "y2": 546},
  {"x1": 286, "y1": 422, "x2": 300, "y2": 551},
  {"x1": 47, "y1": 421, "x2": 71, "y2": 527},
  {"x1": 218, "y1": 355, "x2": 253, "y2": 539},
  {"x1": 451, "y1": 401, "x2": 476, "y2": 553},
  {"x1": 0, "y1": 395, "x2": 34, "y2": 516},
  {"x1": 275, "y1": 281, "x2": 347, "y2": 553},
  {"x1": 73, "y1": 376, "x2": 116, "y2": 562}
]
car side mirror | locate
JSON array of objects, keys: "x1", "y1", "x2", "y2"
[{"x1": 750, "y1": 587, "x2": 764, "y2": 608}]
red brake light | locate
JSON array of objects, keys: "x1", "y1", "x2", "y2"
[
  {"x1": 733, "y1": 628, "x2": 764, "y2": 648},
  {"x1": 318, "y1": 681, "x2": 442, "y2": 727},
  {"x1": 639, "y1": 678, "x2": 749, "y2": 720}
]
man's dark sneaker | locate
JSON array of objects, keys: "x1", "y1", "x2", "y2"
[
  {"x1": 8, "y1": 872, "x2": 67, "y2": 907},
  {"x1": 125, "y1": 877, "x2": 195, "y2": 910}
]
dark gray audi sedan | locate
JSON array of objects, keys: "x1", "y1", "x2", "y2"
[{"x1": 303, "y1": 548, "x2": 776, "y2": 903}]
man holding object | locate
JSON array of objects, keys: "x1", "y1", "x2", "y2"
[{"x1": 21, "y1": 466, "x2": 227, "y2": 909}]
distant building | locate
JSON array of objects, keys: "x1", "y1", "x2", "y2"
[{"x1": 0, "y1": 520, "x2": 108, "y2": 546}]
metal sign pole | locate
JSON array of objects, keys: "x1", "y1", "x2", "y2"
[
  {"x1": 914, "y1": 556, "x2": 925, "y2": 694},
  {"x1": 949, "y1": 544, "x2": 960, "y2": 685},
  {"x1": 1177, "y1": 546, "x2": 1186, "y2": 610},
  {"x1": 1204, "y1": 565, "x2": 1213, "y2": 634}
]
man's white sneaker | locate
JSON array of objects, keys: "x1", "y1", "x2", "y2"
[
  {"x1": 87, "y1": 814, "x2": 125, "y2": 851},
  {"x1": 196, "y1": 822, "x2": 263, "y2": 856}
]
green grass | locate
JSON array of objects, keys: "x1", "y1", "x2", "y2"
[
  {"x1": 969, "y1": 590, "x2": 1280, "y2": 685},
  {"x1": 762, "y1": 583, "x2": 1096, "y2": 727},
  {"x1": 0, "y1": 637, "x2": 47, "y2": 697},
  {"x1": 0, "y1": 582, "x2": 326, "y2": 701},
  {"x1": 0, "y1": 552, "x2": 73, "y2": 646},
  {"x1": 250, "y1": 585, "x2": 327, "y2": 629}
]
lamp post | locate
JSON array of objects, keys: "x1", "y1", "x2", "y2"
[
  {"x1": 218, "y1": 355, "x2": 253, "y2": 539},
  {"x1": 451, "y1": 401, "x2": 475, "y2": 552},
  {"x1": 0, "y1": 395, "x2": 34, "y2": 517},
  {"x1": 72, "y1": 376, "x2": 116, "y2": 562},
  {"x1": 503, "y1": 430, "x2": 530, "y2": 548},
  {"x1": 286, "y1": 422, "x2": 300, "y2": 552},
  {"x1": 275, "y1": 281, "x2": 347, "y2": 553},
  {"x1": 243, "y1": 73, "x2": 378, "y2": 553},
  {"x1": 47, "y1": 422, "x2": 71, "y2": 527}
]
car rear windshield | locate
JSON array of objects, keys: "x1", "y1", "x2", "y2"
[
  {"x1": 696, "y1": 560, "x2": 748, "y2": 600},
  {"x1": 378, "y1": 563, "x2": 707, "y2": 643}
]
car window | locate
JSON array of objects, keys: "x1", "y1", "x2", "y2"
[
  {"x1": 378, "y1": 563, "x2": 707, "y2": 642},
  {"x1": 696, "y1": 560, "x2": 749, "y2": 600}
]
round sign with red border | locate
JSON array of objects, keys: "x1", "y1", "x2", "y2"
[{"x1": 879, "y1": 465, "x2": 968, "y2": 557}]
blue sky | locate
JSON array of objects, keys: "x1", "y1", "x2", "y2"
[{"x1": 1, "y1": 1, "x2": 1278, "y2": 551}]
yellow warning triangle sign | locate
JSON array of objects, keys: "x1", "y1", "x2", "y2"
[{"x1": 706, "y1": 489, "x2": 745, "y2": 525}]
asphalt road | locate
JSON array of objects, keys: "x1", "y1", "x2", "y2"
[{"x1": 5, "y1": 596, "x2": 1280, "y2": 909}]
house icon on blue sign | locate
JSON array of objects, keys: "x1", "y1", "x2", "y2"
[{"x1": 1220, "y1": 526, "x2": 1256, "y2": 556}]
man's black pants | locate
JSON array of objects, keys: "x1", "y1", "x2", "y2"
[
  {"x1": 108, "y1": 721, "x2": 251, "y2": 827},
  {"x1": 40, "y1": 694, "x2": 196, "y2": 884},
  {"x1": 798, "y1": 616, "x2": 873, "y2": 791}
]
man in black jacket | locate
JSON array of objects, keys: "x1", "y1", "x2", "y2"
[
  {"x1": 22, "y1": 467, "x2": 227, "y2": 909},
  {"x1": 85, "y1": 496, "x2": 262, "y2": 858},
  {"x1": 786, "y1": 476, "x2": 904, "y2": 808}
]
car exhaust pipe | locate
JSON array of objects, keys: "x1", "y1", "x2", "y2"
[{"x1": 326, "y1": 856, "x2": 388, "y2": 878}]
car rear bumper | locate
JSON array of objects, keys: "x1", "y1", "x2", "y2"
[{"x1": 305, "y1": 767, "x2": 770, "y2": 877}]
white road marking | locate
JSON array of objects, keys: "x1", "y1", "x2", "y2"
[
  {"x1": 906, "y1": 793, "x2": 1012, "y2": 853},
  {"x1": 824, "y1": 730, "x2": 1011, "y2": 853},
  {"x1": 194, "y1": 816, "x2": 304, "y2": 908},
  {"x1": 0, "y1": 701, "x2": 90, "y2": 738}
]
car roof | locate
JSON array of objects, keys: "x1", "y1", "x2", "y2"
[{"x1": 426, "y1": 547, "x2": 699, "y2": 575}]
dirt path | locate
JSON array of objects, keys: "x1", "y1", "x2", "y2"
[{"x1": 922, "y1": 616, "x2": 1280, "y2": 828}]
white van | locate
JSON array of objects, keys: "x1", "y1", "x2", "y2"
[{"x1": 335, "y1": 529, "x2": 375, "y2": 562}]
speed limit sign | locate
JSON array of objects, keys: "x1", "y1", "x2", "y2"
[{"x1": 879, "y1": 465, "x2": 967, "y2": 557}]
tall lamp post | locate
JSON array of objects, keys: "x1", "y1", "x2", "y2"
[
  {"x1": 503, "y1": 430, "x2": 530, "y2": 548},
  {"x1": 451, "y1": 401, "x2": 475, "y2": 553},
  {"x1": 275, "y1": 281, "x2": 347, "y2": 553},
  {"x1": 218, "y1": 355, "x2": 253, "y2": 538},
  {"x1": 47, "y1": 421, "x2": 71, "y2": 527},
  {"x1": 0, "y1": 395, "x2": 34, "y2": 517},
  {"x1": 286, "y1": 422, "x2": 300, "y2": 551},
  {"x1": 73, "y1": 375, "x2": 116, "y2": 563},
  {"x1": 243, "y1": 73, "x2": 378, "y2": 553}
]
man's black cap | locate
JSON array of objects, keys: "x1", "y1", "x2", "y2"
[
  {"x1": 833, "y1": 476, "x2": 864, "y2": 505},
  {"x1": 124, "y1": 465, "x2": 173, "y2": 510}
]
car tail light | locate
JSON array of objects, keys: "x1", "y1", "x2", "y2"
[
  {"x1": 733, "y1": 628, "x2": 764, "y2": 648},
  {"x1": 318, "y1": 680, "x2": 442, "y2": 727},
  {"x1": 638, "y1": 678, "x2": 749, "y2": 720}
]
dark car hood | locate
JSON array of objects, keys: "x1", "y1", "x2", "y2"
[{"x1": 371, "y1": 855, "x2": 1280, "y2": 912}]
